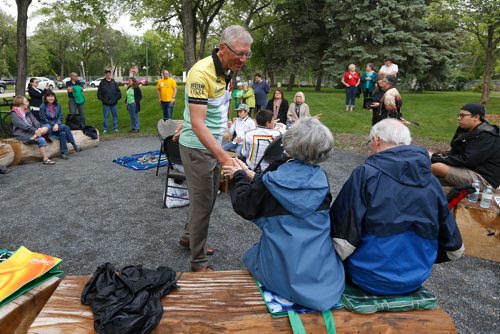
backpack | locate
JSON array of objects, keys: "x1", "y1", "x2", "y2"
[
  {"x1": 83, "y1": 125, "x2": 99, "y2": 140},
  {"x1": 66, "y1": 114, "x2": 82, "y2": 130}
]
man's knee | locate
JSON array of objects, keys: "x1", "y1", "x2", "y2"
[{"x1": 431, "y1": 162, "x2": 449, "y2": 177}]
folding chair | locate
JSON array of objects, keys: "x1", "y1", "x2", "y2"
[
  {"x1": 162, "y1": 135, "x2": 188, "y2": 208},
  {"x1": 156, "y1": 119, "x2": 178, "y2": 175},
  {"x1": 254, "y1": 135, "x2": 285, "y2": 174}
]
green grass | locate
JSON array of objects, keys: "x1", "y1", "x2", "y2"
[{"x1": 4, "y1": 85, "x2": 500, "y2": 142}]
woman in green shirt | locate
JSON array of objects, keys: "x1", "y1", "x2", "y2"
[{"x1": 125, "y1": 77, "x2": 142, "y2": 133}]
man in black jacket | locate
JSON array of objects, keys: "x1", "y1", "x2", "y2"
[
  {"x1": 430, "y1": 103, "x2": 500, "y2": 190},
  {"x1": 97, "y1": 69, "x2": 122, "y2": 133}
]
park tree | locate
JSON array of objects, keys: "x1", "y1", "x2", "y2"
[
  {"x1": 441, "y1": 0, "x2": 499, "y2": 104},
  {"x1": 261, "y1": 0, "x2": 330, "y2": 91},
  {"x1": 14, "y1": 0, "x2": 31, "y2": 95},
  {"x1": 124, "y1": 0, "x2": 226, "y2": 70},
  {"x1": 322, "y1": 0, "x2": 456, "y2": 87},
  {"x1": 0, "y1": 10, "x2": 17, "y2": 77}
]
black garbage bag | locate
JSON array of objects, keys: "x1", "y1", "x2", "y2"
[{"x1": 81, "y1": 263, "x2": 178, "y2": 334}]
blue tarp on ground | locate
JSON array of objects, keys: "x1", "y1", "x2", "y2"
[{"x1": 113, "y1": 150, "x2": 167, "y2": 170}]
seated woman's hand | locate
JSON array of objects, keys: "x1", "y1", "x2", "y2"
[
  {"x1": 222, "y1": 158, "x2": 242, "y2": 179},
  {"x1": 53, "y1": 124, "x2": 59, "y2": 132}
]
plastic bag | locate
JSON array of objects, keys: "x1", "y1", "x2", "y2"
[{"x1": 165, "y1": 178, "x2": 189, "y2": 208}]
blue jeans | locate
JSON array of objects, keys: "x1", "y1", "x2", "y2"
[
  {"x1": 50, "y1": 124, "x2": 75, "y2": 154},
  {"x1": 103, "y1": 104, "x2": 118, "y2": 131},
  {"x1": 68, "y1": 97, "x2": 86, "y2": 127},
  {"x1": 161, "y1": 101, "x2": 174, "y2": 119},
  {"x1": 127, "y1": 103, "x2": 140, "y2": 130},
  {"x1": 345, "y1": 86, "x2": 357, "y2": 106},
  {"x1": 222, "y1": 142, "x2": 242, "y2": 155},
  {"x1": 36, "y1": 136, "x2": 48, "y2": 147}
]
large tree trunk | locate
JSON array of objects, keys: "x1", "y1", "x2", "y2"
[
  {"x1": 182, "y1": 0, "x2": 196, "y2": 71},
  {"x1": 315, "y1": 67, "x2": 324, "y2": 92},
  {"x1": 15, "y1": 0, "x2": 32, "y2": 96},
  {"x1": 287, "y1": 73, "x2": 295, "y2": 91},
  {"x1": 480, "y1": 24, "x2": 497, "y2": 105}
]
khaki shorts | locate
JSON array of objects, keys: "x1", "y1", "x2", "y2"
[{"x1": 442, "y1": 166, "x2": 491, "y2": 190}]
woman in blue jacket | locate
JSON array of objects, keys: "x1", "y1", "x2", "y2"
[
  {"x1": 224, "y1": 117, "x2": 345, "y2": 311},
  {"x1": 39, "y1": 91, "x2": 81, "y2": 159}
]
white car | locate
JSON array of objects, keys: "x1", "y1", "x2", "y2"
[
  {"x1": 25, "y1": 77, "x2": 56, "y2": 91},
  {"x1": 89, "y1": 77, "x2": 104, "y2": 88}
]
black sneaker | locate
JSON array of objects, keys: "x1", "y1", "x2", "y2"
[{"x1": 61, "y1": 153, "x2": 70, "y2": 160}]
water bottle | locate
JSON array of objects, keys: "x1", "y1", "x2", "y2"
[
  {"x1": 468, "y1": 180, "x2": 480, "y2": 202},
  {"x1": 480, "y1": 186, "x2": 493, "y2": 209}
]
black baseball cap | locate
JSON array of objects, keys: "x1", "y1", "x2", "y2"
[{"x1": 461, "y1": 103, "x2": 486, "y2": 120}]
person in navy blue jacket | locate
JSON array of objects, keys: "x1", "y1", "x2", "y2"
[
  {"x1": 224, "y1": 117, "x2": 345, "y2": 311},
  {"x1": 330, "y1": 118, "x2": 464, "y2": 296},
  {"x1": 39, "y1": 91, "x2": 81, "y2": 159}
]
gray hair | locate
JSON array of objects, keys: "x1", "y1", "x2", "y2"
[
  {"x1": 282, "y1": 117, "x2": 334, "y2": 164},
  {"x1": 295, "y1": 91, "x2": 305, "y2": 101},
  {"x1": 370, "y1": 119, "x2": 411, "y2": 146},
  {"x1": 220, "y1": 25, "x2": 253, "y2": 45}
]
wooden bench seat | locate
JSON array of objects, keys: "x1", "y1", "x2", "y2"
[
  {"x1": 0, "y1": 277, "x2": 61, "y2": 334},
  {"x1": 453, "y1": 197, "x2": 500, "y2": 262},
  {"x1": 29, "y1": 270, "x2": 456, "y2": 333},
  {"x1": 0, "y1": 130, "x2": 99, "y2": 165}
]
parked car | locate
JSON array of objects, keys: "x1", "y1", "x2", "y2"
[
  {"x1": 89, "y1": 77, "x2": 104, "y2": 88},
  {"x1": 0, "y1": 80, "x2": 6, "y2": 94},
  {"x1": 24, "y1": 77, "x2": 56, "y2": 91},
  {"x1": 0, "y1": 78, "x2": 16, "y2": 85},
  {"x1": 61, "y1": 77, "x2": 87, "y2": 87},
  {"x1": 121, "y1": 76, "x2": 149, "y2": 86}
]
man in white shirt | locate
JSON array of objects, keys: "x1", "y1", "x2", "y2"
[{"x1": 379, "y1": 57, "x2": 399, "y2": 76}]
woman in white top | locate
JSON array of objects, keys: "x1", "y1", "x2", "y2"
[{"x1": 379, "y1": 57, "x2": 399, "y2": 76}]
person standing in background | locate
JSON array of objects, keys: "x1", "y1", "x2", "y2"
[
  {"x1": 125, "y1": 77, "x2": 142, "y2": 133},
  {"x1": 361, "y1": 63, "x2": 377, "y2": 109},
  {"x1": 341, "y1": 64, "x2": 360, "y2": 112},
  {"x1": 157, "y1": 70, "x2": 177, "y2": 120},
  {"x1": 97, "y1": 69, "x2": 122, "y2": 134},
  {"x1": 242, "y1": 82, "x2": 256, "y2": 116},
  {"x1": 66, "y1": 72, "x2": 86, "y2": 127},
  {"x1": 27, "y1": 77, "x2": 47, "y2": 121},
  {"x1": 252, "y1": 73, "x2": 270, "y2": 113},
  {"x1": 379, "y1": 57, "x2": 399, "y2": 76}
]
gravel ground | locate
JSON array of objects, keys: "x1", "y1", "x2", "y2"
[{"x1": 0, "y1": 136, "x2": 498, "y2": 333}]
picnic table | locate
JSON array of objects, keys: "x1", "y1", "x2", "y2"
[{"x1": 29, "y1": 270, "x2": 456, "y2": 333}]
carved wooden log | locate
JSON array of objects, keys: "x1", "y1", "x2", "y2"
[
  {"x1": 0, "y1": 130, "x2": 99, "y2": 164},
  {"x1": 29, "y1": 270, "x2": 457, "y2": 334},
  {"x1": 453, "y1": 199, "x2": 500, "y2": 262},
  {"x1": 0, "y1": 143, "x2": 14, "y2": 166}
]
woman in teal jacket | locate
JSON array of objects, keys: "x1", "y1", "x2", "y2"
[
  {"x1": 361, "y1": 63, "x2": 378, "y2": 99},
  {"x1": 225, "y1": 117, "x2": 345, "y2": 311}
]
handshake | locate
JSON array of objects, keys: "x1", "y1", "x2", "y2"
[{"x1": 222, "y1": 157, "x2": 255, "y2": 181}]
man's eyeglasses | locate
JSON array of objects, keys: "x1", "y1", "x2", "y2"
[
  {"x1": 457, "y1": 113, "x2": 474, "y2": 119},
  {"x1": 224, "y1": 43, "x2": 252, "y2": 59}
]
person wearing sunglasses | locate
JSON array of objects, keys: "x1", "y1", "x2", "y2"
[
  {"x1": 430, "y1": 103, "x2": 500, "y2": 190},
  {"x1": 178, "y1": 25, "x2": 253, "y2": 272}
]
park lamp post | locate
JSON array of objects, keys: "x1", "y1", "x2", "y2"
[{"x1": 144, "y1": 41, "x2": 149, "y2": 80}]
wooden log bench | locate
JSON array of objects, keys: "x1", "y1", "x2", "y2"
[
  {"x1": 29, "y1": 270, "x2": 456, "y2": 333},
  {"x1": 0, "y1": 130, "x2": 99, "y2": 165},
  {"x1": 0, "y1": 143, "x2": 14, "y2": 166},
  {"x1": 0, "y1": 277, "x2": 61, "y2": 334},
  {"x1": 453, "y1": 195, "x2": 500, "y2": 263}
]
